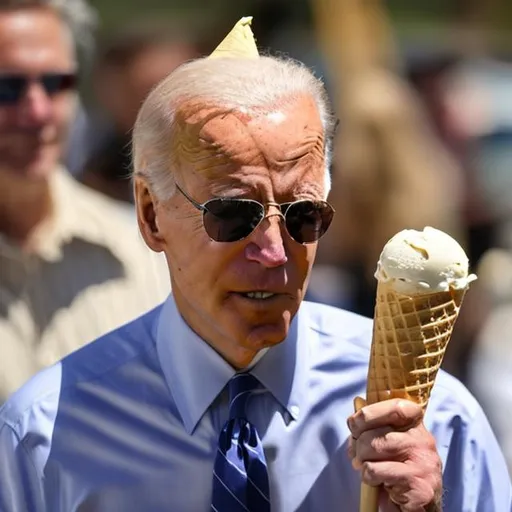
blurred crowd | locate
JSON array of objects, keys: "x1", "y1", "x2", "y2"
[{"x1": 1, "y1": 0, "x2": 512, "y2": 474}]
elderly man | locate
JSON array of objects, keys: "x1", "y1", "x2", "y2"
[
  {"x1": 0, "y1": 0, "x2": 169, "y2": 402},
  {"x1": 0, "y1": 17, "x2": 510, "y2": 512}
]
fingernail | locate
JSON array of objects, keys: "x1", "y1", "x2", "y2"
[{"x1": 347, "y1": 415, "x2": 358, "y2": 434}]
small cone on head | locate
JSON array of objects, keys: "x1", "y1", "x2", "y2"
[{"x1": 209, "y1": 16, "x2": 259, "y2": 59}]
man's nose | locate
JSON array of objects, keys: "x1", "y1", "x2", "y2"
[
  {"x1": 244, "y1": 210, "x2": 288, "y2": 268},
  {"x1": 17, "y1": 82, "x2": 53, "y2": 126}
]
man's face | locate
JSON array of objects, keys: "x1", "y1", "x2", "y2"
[
  {"x1": 0, "y1": 7, "x2": 77, "y2": 179},
  {"x1": 143, "y1": 94, "x2": 328, "y2": 367}
]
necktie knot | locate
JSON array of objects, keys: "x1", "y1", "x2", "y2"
[{"x1": 228, "y1": 372, "x2": 260, "y2": 420}]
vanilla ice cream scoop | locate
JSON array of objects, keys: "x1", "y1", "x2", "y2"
[{"x1": 375, "y1": 226, "x2": 477, "y2": 294}]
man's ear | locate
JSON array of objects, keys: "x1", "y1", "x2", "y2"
[{"x1": 134, "y1": 175, "x2": 164, "y2": 253}]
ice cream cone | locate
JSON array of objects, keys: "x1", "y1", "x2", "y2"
[
  {"x1": 366, "y1": 281, "x2": 466, "y2": 408},
  {"x1": 358, "y1": 227, "x2": 476, "y2": 512},
  {"x1": 359, "y1": 283, "x2": 467, "y2": 511}
]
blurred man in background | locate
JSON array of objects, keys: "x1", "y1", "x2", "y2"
[
  {"x1": 79, "y1": 24, "x2": 201, "y2": 204},
  {"x1": 0, "y1": 0, "x2": 169, "y2": 402}
]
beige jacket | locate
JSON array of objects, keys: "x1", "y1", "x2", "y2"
[{"x1": 0, "y1": 169, "x2": 170, "y2": 401}]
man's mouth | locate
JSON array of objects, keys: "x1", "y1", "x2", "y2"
[{"x1": 238, "y1": 291, "x2": 277, "y2": 300}]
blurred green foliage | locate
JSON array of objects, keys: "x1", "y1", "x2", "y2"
[
  {"x1": 90, "y1": 0, "x2": 512, "y2": 30},
  {"x1": 88, "y1": 0, "x2": 512, "y2": 60}
]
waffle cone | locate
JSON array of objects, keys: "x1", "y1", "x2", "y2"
[
  {"x1": 366, "y1": 280, "x2": 467, "y2": 409},
  {"x1": 358, "y1": 281, "x2": 467, "y2": 511}
]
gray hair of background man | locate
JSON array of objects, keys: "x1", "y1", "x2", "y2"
[
  {"x1": 132, "y1": 56, "x2": 337, "y2": 201},
  {"x1": 0, "y1": 0, "x2": 98, "y2": 60}
]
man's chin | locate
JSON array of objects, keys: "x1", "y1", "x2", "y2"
[
  {"x1": 4, "y1": 146, "x2": 60, "y2": 180},
  {"x1": 241, "y1": 314, "x2": 293, "y2": 351},
  {"x1": 9, "y1": 161, "x2": 56, "y2": 182},
  {"x1": 225, "y1": 295, "x2": 297, "y2": 345},
  {"x1": 26, "y1": 153, "x2": 59, "y2": 177}
]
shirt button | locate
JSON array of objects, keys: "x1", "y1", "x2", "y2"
[{"x1": 290, "y1": 405, "x2": 300, "y2": 418}]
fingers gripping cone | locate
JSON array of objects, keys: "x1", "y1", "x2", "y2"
[
  {"x1": 209, "y1": 16, "x2": 259, "y2": 59},
  {"x1": 357, "y1": 227, "x2": 476, "y2": 512}
]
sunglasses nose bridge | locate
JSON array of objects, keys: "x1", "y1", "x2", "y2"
[
  {"x1": 254, "y1": 203, "x2": 290, "y2": 248},
  {"x1": 264, "y1": 202, "x2": 285, "y2": 221},
  {"x1": 18, "y1": 81, "x2": 53, "y2": 123}
]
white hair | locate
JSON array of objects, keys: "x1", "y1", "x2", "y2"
[
  {"x1": 132, "y1": 55, "x2": 336, "y2": 200},
  {"x1": 0, "y1": 0, "x2": 98, "y2": 59}
]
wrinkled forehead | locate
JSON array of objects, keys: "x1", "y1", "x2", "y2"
[{"x1": 170, "y1": 93, "x2": 326, "y2": 184}]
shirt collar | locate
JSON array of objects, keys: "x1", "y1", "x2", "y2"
[{"x1": 155, "y1": 294, "x2": 308, "y2": 434}]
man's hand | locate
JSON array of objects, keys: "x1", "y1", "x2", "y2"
[{"x1": 347, "y1": 398, "x2": 443, "y2": 511}]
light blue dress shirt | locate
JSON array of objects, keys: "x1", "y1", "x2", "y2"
[{"x1": 1, "y1": 295, "x2": 511, "y2": 511}]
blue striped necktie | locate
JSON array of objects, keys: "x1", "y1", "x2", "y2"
[{"x1": 211, "y1": 372, "x2": 271, "y2": 512}]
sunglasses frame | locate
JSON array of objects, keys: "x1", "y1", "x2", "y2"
[{"x1": 175, "y1": 182, "x2": 334, "y2": 244}]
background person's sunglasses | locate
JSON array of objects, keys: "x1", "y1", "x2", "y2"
[
  {"x1": 175, "y1": 183, "x2": 335, "y2": 244},
  {"x1": 0, "y1": 72, "x2": 78, "y2": 105}
]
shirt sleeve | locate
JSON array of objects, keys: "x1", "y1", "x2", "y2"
[
  {"x1": 441, "y1": 404, "x2": 512, "y2": 511},
  {"x1": 0, "y1": 422, "x2": 44, "y2": 512}
]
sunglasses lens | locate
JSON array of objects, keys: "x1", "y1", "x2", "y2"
[
  {"x1": 0, "y1": 76, "x2": 25, "y2": 105},
  {"x1": 41, "y1": 73, "x2": 77, "y2": 95},
  {"x1": 285, "y1": 200, "x2": 334, "y2": 243},
  {"x1": 203, "y1": 199, "x2": 264, "y2": 242},
  {"x1": 0, "y1": 73, "x2": 77, "y2": 106}
]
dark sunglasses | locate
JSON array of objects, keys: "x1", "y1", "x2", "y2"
[
  {"x1": 175, "y1": 183, "x2": 335, "y2": 244},
  {"x1": 0, "y1": 72, "x2": 78, "y2": 105}
]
